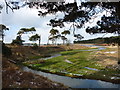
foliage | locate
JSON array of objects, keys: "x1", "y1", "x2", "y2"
[
  {"x1": 61, "y1": 30, "x2": 70, "y2": 36},
  {"x1": 48, "y1": 29, "x2": 59, "y2": 45},
  {"x1": 29, "y1": 34, "x2": 40, "y2": 41},
  {"x1": 74, "y1": 34, "x2": 84, "y2": 42},
  {"x1": 2, "y1": 43, "x2": 12, "y2": 57},
  {"x1": 86, "y1": 15, "x2": 120, "y2": 34},
  {"x1": 32, "y1": 43, "x2": 38, "y2": 49},
  {"x1": 74, "y1": 36, "x2": 120, "y2": 44},
  {"x1": 2, "y1": 1, "x2": 120, "y2": 36},
  {"x1": 11, "y1": 36, "x2": 24, "y2": 45},
  {"x1": 17, "y1": 27, "x2": 36, "y2": 36},
  {"x1": 29, "y1": 34, "x2": 41, "y2": 46}
]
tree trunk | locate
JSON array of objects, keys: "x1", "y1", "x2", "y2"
[
  {"x1": 55, "y1": 39, "x2": 57, "y2": 45},
  {"x1": 2, "y1": 30, "x2": 4, "y2": 43},
  {"x1": 39, "y1": 37, "x2": 41, "y2": 46},
  {"x1": 52, "y1": 40, "x2": 54, "y2": 45},
  {"x1": 63, "y1": 40, "x2": 64, "y2": 45},
  {"x1": 47, "y1": 40, "x2": 49, "y2": 45}
]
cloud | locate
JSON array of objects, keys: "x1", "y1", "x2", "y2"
[{"x1": 1, "y1": 4, "x2": 117, "y2": 44}]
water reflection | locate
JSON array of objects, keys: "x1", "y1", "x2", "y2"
[{"x1": 22, "y1": 67, "x2": 120, "y2": 88}]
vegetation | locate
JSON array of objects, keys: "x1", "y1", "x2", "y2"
[
  {"x1": 74, "y1": 36, "x2": 120, "y2": 45},
  {"x1": 17, "y1": 27, "x2": 36, "y2": 36},
  {"x1": 48, "y1": 28, "x2": 59, "y2": 45},
  {"x1": 23, "y1": 47, "x2": 120, "y2": 83},
  {"x1": 11, "y1": 36, "x2": 24, "y2": 45},
  {"x1": 2, "y1": 43, "x2": 12, "y2": 57},
  {"x1": 29, "y1": 34, "x2": 41, "y2": 46},
  {"x1": 1, "y1": 0, "x2": 120, "y2": 88}
]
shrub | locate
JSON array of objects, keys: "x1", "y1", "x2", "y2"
[
  {"x1": 32, "y1": 43, "x2": 38, "y2": 49},
  {"x1": 2, "y1": 43, "x2": 12, "y2": 57}
]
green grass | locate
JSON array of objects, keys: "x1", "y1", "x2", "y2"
[
  {"x1": 23, "y1": 48, "x2": 120, "y2": 82},
  {"x1": 24, "y1": 49, "x2": 103, "y2": 75},
  {"x1": 60, "y1": 48, "x2": 97, "y2": 55},
  {"x1": 28, "y1": 54, "x2": 51, "y2": 60}
]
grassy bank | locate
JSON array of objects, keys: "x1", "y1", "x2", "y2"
[
  {"x1": 3, "y1": 44, "x2": 89, "y2": 88},
  {"x1": 23, "y1": 47, "x2": 120, "y2": 83},
  {"x1": 2, "y1": 57, "x2": 67, "y2": 88}
]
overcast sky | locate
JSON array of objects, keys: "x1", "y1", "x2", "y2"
[{"x1": 0, "y1": 0, "x2": 117, "y2": 44}]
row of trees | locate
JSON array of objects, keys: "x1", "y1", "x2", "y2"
[
  {"x1": 11, "y1": 27, "x2": 41, "y2": 46},
  {"x1": 0, "y1": 24, "x2": 83, "y2": 46},
  {"x1": 0, "y1": 25, "x2": 71, "y2": 46},
  {"x1": 48, "y1": 29, "x2": 70, "y2": 45},
  {"x1": 1, "y1": 1, "x2": 120, "y2": 63},
  {"x1": 74, "y1": 36, "x2": 120, "y2": 45}
]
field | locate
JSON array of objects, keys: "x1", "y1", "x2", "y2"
[{"x1": 23, "y1": 45, "x2": 120, "y2": 83}]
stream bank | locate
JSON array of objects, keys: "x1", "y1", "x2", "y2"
[{"x1": 22, "y1": 44, "x2": 120, "y2": 88}]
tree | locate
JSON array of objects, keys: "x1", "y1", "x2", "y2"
[
  {"x1": 48, "y1": 36, "x2": 56, "y2": 45},
  {"x1": 61, "y1": 30, "x2": 70, "y2": 45},
  {"x1": 48, "y1": 28, "x2": 59, "y2": 45},
  {"x1": 29, "y1": 34, "x2": 41, "y2": 46},
  {"x1": 54, "y1": 34, "x2": 61, "y2": 45},
  {"x1": 74, "y1": 34, "x2": 84, "y2": 42},
  {"x1": 0, "y1": 24, "x2": 9, "y2": 42},
  {"x1": 61, "y1": 36, "x2": 67, "y2": 45},
  {"x1": 11, "y1": 35, "x2": 24, "y2": 45},
  {"x1": 17, "y1": 27, "x2": 36, "y2": 45},
  {"x1": 2, "y1": 1, "x2": 120, "y2": 64},
  {"x1": 17, "y1": 27, "x2": 36, "y2": 36},
  {"x1": 61, "y1": 30, "x2": 70, "y2": 36}
]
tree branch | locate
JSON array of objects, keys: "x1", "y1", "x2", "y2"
[{"x1": 4, "y1": 0, "x2": 14, "y2": 14}]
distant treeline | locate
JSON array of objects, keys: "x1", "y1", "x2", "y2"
[{"x1": 74, "y1": 36, "x2": 120, "y2": 45}]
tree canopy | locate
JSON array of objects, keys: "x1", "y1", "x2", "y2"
[
  {"x1": 1, "y1": 0, "x2": 120, "y2": 36},
  {"x1": 29, "y1": 34, "x2": 40, "y2": 41},
  {"x1": 1, "y1": 0, "x2": 120, "y2": 45},
  {"x1": 17, "y1": 27, "x2": 36, "y2": 36}
]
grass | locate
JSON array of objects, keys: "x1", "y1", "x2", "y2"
[
  {"x1": 60, "y1": 48, "x2": 97, "y2": 55},
  {"x1": 23, "y1": 49, "x2": 103, "y2": 75},
  {"x1": 28, "y1": 54, "x2": 51, "y2": 60},
  {"x1": 23, "y1": 48, "x2": 120, "y2": 83}
]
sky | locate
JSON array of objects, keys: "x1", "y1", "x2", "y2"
[{"x1": 0, "y1": 0, "x2": 118, "y2": 44}]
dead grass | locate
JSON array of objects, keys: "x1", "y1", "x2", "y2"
[
  {"x1": 2, "y1": 57, "x2": 67, "y2": 88},
  {"x1": 92, "y1": 47, "x2": 119, "y2": 68}
]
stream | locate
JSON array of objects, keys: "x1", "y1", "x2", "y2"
[{"x1": 21, "y1": 44, "x2": 120, "y2": 88}]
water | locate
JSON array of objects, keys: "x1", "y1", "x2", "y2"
[
  {"x1": 80, "y1": 44, "x2": 106, "y2": 51},
  {"x1": 22, "y1": 66, "x2": 120, "y2": 88},
  {"x1": 84, "y1": 67, "x2": 99, "y2": 71},
  {"x1": 21, "y1": 44, "x2": 120, "y2": 88},
  {"x1": 40, "y1": 54, "x2": 61, "y2": 60}
]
